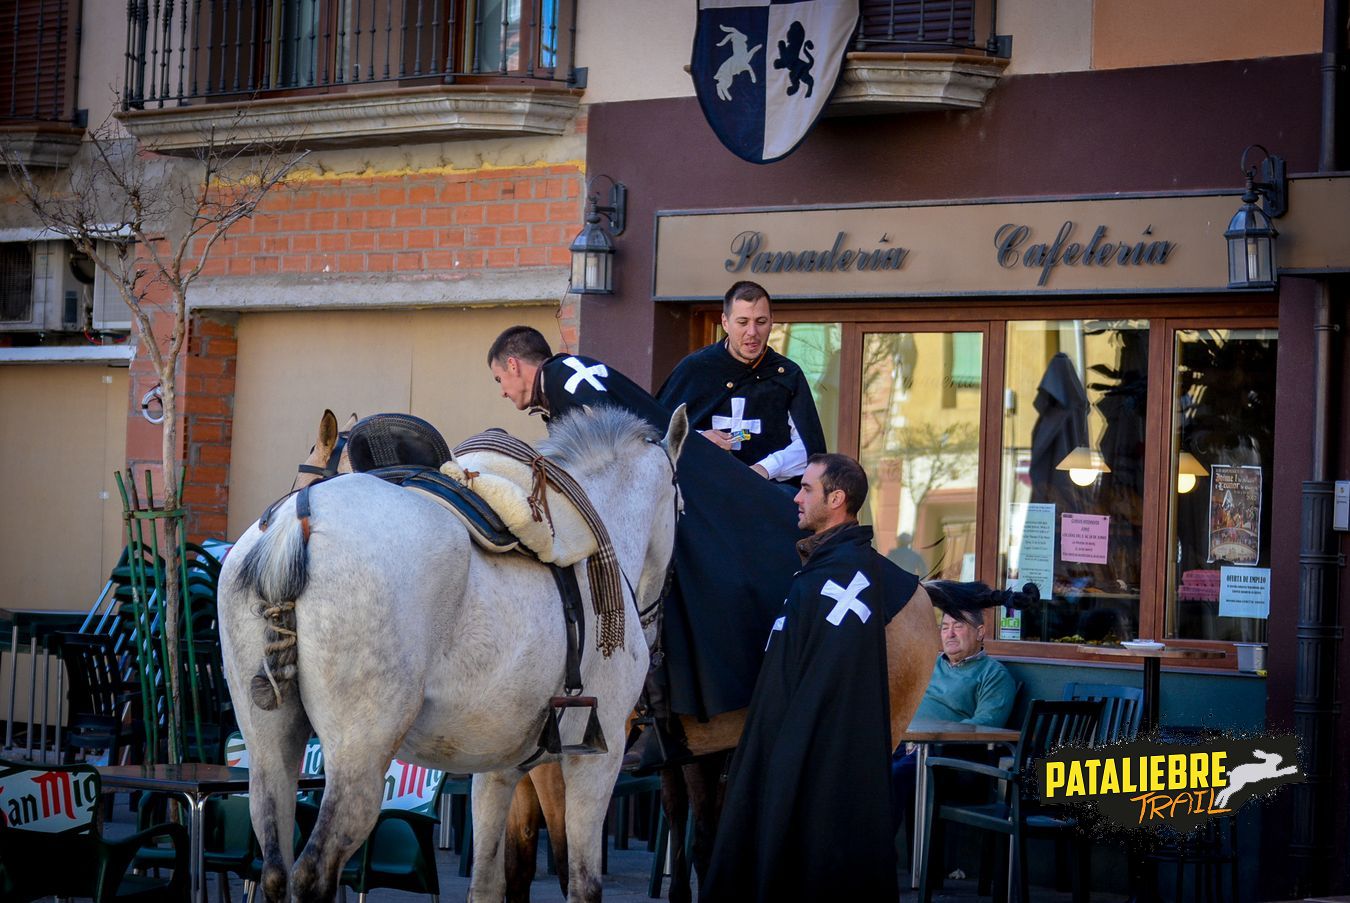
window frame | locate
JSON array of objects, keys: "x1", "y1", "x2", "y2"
[{"x1": 689, "y1": 297, "x2": 1278, "y2": 670}]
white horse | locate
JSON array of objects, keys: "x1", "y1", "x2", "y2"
[{"x1": 219, "y1": 406, "x2": 688, "y2": 902}]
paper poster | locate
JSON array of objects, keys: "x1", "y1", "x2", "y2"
[
  {"x1": 1061, "y1": 513, "x2": 1110, "y2": 564},
  {"x1": 1219, "y1": 566, "x2": 1271, "y2": 619},
  {"x1": 1208, "y1": 465, "x2": 1263, "y2": 565},
  {"x1": 1009, "y1": 502, "x2": 1055, "y2": 600}
]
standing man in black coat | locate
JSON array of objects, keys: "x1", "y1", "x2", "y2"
[
  {"x1": 657, "y1": 281, "x2": 827, "y2": 489},
  {"x1": 704, "y1": 453, "x2": 915, "y2": 902},
  {"x1": 486, "y1": 326, "x2": 806, "y2": 768}
]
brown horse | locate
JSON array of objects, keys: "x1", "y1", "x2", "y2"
[
  {"x1": 505, "y1": 586, "x2": 941, "y2": 903},
  {"x1": 296, "y1": 410, "x2": 941, "y2": 902}
]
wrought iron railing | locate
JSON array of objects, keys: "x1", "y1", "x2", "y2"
[
  {"x1": 1, "y1": 0, "x2": 81, "y2": 124},
  {"x1": 854, "y1": 0, "x2": 1005, "y2": 56},
  {"x1": 123, "y1": 0, "x2": 578, "y2": 112}
]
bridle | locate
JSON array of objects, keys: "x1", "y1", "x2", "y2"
[
  {"x1": 634, "y1": 436, "x2": 683, "y2": 631},
  {"x1": 291, "y1": 429, "x2": 351, "y2": 491}
]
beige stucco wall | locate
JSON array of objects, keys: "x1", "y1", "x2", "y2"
[
  {"x1": 226, "y1": 305, "x2": 563, "y2": 538},
  {"x1": 1091, "y1": 0, "x2": 1323, "y2": 70},
  {"x1": 575, "y1": 1, "x2": 695, "y2": 104},
  {"x1": 1001, "y1": 0, "x2": 1094, "y2": 75},
  {"x1": 0, "y1": 363, "x2": 129, "y2": 613},
  {"x1": 78, "y1": 0, "x2": 132, "y2": 134}
]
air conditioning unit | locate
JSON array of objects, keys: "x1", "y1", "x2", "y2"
[
  {"x1": 0, "y1": 240, "x2": 86, "y2": 332},
  {"x1": 90, "y1": 244, "x2": 133, "y2": 331}
]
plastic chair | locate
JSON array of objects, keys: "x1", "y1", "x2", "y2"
[
  {"x1": 49, "y1": 631, "x2": 140, "y2": 766},
  {"x1": 0, "y1": 758, "x2": 188, "y2": 902},
  {"x1": 1064, "y1": 682, "x2": 1144, "y2": 745},
  {"x1": 919, "y1": 698, "x2": 1104, "y2": 903},
  {"x1": 340, "y1": 758, "x2": 447, "y2": 902}
]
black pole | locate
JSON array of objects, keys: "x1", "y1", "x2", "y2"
[{"x1": 1290, "y1": 0, "x2": 1346, "y2": 894}]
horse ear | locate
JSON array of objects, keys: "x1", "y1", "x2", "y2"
[
  {"x1": 319, "y1": 410, "x2": 339, "y2": 447},
  {"x1": 663, "y1": 403, "x2": 689, "y2": 462},
  {"x1": 343, "y1": 412, "x2": 358, "y2": 430}
]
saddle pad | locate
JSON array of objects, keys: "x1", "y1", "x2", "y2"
[
  {"x1": 441, "y1": 451, "x2": 598, "y2": 567},
  {"x1": 364, "y1": 466, "x2": 519, "y2": 554},
  {"x1": 348, "y1": 413, "x2": 451, "y2": 472}
]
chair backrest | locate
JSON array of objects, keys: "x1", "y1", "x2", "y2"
[
  {"x1": 379, "y1": 759, "x2": 445, "y2": 815},
  {"x1": 0, "y1": 759, "x2": 100, "y2": 835},
  {"x1": 1013, "y1": 699, "x2": 1104, "y2": 773},
  {"x1": 1063, "y1": 682, "x2": 1144, "y2": 744},
  {"x1": 302, "y1": 737, "x2": 325, "y2": 776},
  {"x1": 225, "y1": 731, "x2": 250, "y2": 768}
]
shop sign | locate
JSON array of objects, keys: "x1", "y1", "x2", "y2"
[{"x1": 654, "y1": 193, "x2": 1240, "y2": 300}]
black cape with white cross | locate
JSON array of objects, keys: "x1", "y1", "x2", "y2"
[
  {"x1": 656, "y1": 342, "x2": 826, "y2": 482},
  {"x1": 704, "y1": 524, "x2": 916, "y2": 903},
  {"x1": 533, "y1": 353, "x2": 806, "y2": 720}
]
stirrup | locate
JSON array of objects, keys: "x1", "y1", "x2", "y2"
[{"x1": 538, "y1": 695, "x2": 609, "y2": 756}]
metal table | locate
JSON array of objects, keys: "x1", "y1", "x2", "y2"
[
  {"x1": 1076, "y1": 644, "x2": 1227, "y2": 732},
  {"x1": 900, "y1": 717, "x2": 1020, "y2": 888},
  {"x1": 99, "y1": 763, "x2": 326, "y2": 903}
]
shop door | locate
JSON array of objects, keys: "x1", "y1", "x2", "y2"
[{"x1": 766, "y1": 320, "x2": 989, "y2": 582}]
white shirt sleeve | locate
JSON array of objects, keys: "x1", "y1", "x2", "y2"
[{"x1": 754, "y1": 413, "x2": 809, "y2": 481}]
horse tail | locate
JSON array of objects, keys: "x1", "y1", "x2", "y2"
[
  {"x1": 234, "y1": 509, "x2": 310, "y2": 711},
  {"x1": 924, "y1": 579, "x2": 1040, "y2": 620}
]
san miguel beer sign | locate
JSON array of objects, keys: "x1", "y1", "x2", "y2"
[{"x1": 653, "y1": 193, "x2": 1245, "y2": 300}]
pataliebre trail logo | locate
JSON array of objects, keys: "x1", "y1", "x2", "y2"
[{"x1": 1036, "y1": 734, "x2": 1302, "y2": 833}]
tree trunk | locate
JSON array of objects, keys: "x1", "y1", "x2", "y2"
[{"x1": 160, "y1": 373, "x2": 183, "y2": 765}]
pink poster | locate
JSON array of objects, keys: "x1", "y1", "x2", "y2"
[{"x1": 1061, "y1": 513, "x2": 1110, "y2": 564}]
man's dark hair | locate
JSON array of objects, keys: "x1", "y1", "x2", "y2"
[
  {"x1": 808, "y1": 452, "x2": 868, "y2": 515},
  {"x1": 487, "y1": 326, "x2": 552, "y2": 367},
  {"x1": 723, "y1": 280, "x2": 770, "y2": 317}
]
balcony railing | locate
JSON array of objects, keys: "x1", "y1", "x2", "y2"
[
  {"x1": 1, "y1": 0, "x2": 82, "y2": 125},
  {"x1": 854, "y1": 0, "x2": 1004, "y2": 56},
  {"x1": 123, "y1": 0, "x2": 578, "y2": 111}
]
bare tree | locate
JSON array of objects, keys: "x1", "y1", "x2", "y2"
[{"x1": 2, "y1": 115, "x2": 305, "y2": 762}]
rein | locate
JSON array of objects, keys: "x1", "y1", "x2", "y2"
[{"x1": 294, "y1": 430, "x2": 350, "y2": 485}]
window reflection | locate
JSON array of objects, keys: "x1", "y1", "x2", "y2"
[
  {"x1": 767, "y1": 322, "x2": 841, "y2": 449},
  {"x1": 859, "y1": 331, "x2": 982, "y2": 580},
  {"x1": 1169, "y1": 328, "x2": 1277, "y2": 642},
  {"x1": 1000, "y1": 320, "x2": 1150, "y2": 643}
]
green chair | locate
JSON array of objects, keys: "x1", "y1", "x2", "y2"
[
  {"x1": 1064, "y1": 682, "x2": 1144, "y2": 745},
  {"x1": 340, "y1": 758, "x2": 447, "y2": 902},
  {"x1": 0, "y1": 758, "x2": 188, "y2": 902},
  {"x1": 919, "y1": 698, "x2": 1104, "y2": 903}
]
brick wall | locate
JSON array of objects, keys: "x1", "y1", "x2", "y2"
[{"x1": 160, "y1": 162, "x2": 585, "y2": 539}]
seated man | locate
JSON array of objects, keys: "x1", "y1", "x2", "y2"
[{"x1": 891, "y1": 608, "x2": 1017, "y2": 835}]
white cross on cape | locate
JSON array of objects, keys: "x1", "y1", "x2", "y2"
[
  {"x1": 562, "y1": 356, "x2": 609, "y2": 394},
  {"x1": 766, "y1": 615, "x2": 786, "y2": 650},
  {"x1": 822, "y1": 571, "x2": 872, "y2": 626},
  {"x1": 710, "y1": 397, "x2": 762, "y2": 449}
]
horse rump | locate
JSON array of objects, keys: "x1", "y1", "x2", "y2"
[{"x1": 233, "y1": 510, "x2": 310, "y2": 711}]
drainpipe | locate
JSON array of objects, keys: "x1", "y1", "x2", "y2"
[{"x1": 1291, "y1": 0, "x2": 1346, "y2": 894}]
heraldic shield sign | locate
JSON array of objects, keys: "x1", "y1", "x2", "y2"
[{"x1": 691, "y1": 0, "x2": 860, "y2": 164}]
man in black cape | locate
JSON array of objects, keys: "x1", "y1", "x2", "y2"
[
  {"x1": 487, "y1": 326, "x2": 806, "y2": 761},
  {"x1": 657, "y1": 281, "x2": 826, "y2": 489},
  {"x1": 704, "y1": 453, "x2": 914, "y2": 902}
]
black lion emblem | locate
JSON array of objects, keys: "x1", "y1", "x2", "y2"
[{"x1": 773, "y1": 20, "x2": 815, "y2": 97}]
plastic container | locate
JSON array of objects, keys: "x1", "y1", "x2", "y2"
[{"x1": 1235, "y1": 643, "x2": 1266, "y2": 673}]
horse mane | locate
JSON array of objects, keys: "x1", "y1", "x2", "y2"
[{"x1": 539, "y1": 404, "x2": 659, "y2": 473}]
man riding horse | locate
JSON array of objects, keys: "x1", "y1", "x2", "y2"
[{"x1": 488, "y1": 326, "x2": 808, "y2": 770}]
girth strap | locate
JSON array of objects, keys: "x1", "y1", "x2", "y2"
[{"x1": 550, "y1": 564, "x2": 585, "y2": 696}]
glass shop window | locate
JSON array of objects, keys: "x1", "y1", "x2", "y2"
[
  {"x1": 998, "y1": 319, "x2": 1150, "y2": 644},
  {"x1": 768, "y1": 321, "x2": 842, "y2": 449},
  {"x1": 1167, "y1": 328, "x2": 1277, "y2": 643},
  {"x1": 859, "y1": 331, "x2": 983, "y2": 581}
]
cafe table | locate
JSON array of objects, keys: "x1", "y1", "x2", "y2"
[
  {"x1": 99, "y1": 762, "x2": 326, "y2": 903},
  {"x1": 899, "y1": 717, "x2": 1021, "y2": 889},
  {"x1": 1076, "y1": 644, "x2": 1226, "y2": 733}
]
